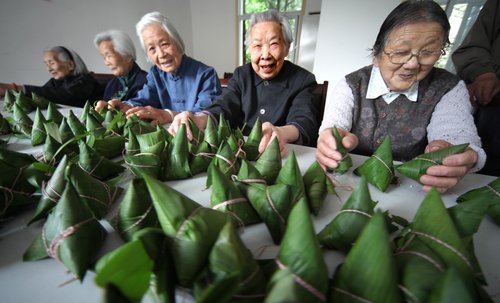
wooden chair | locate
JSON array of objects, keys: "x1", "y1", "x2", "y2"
[
  {"x1": 220, "y1": 72, "x2": 234, "y2": 88},
  {"x1": 313, "y1": 81, "x2": 329, "y2": 123},
  {"x1": 91, "y1": 72, "x2": 115, "y2": 87}
]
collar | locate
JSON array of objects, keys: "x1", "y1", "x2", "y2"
[
  {"x1": 167, "y1": 54, "x2": 187, "y2": 81},
  {"x1": 366, "y1": 66, "x2": 418, "y2": 104},
  {"x1": 253, "y1": 61, "x2": 289, "y2": 88},
  {"x1": 118, "y1": 62, "x2": 140, "y2": 88}
]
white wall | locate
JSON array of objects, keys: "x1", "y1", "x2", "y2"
[
  {"x1": 0, "y1": 0, "x2": 192, "y2": 84},
  {"x1": 313, "y1": 0, "x2": 400, "y2": 84},
  {"x1": 189, "y1": 0, "x2": 238, "y2": 77},
  {"x1": 0, "y1": 0, "x2": 402, "y2": 87}
]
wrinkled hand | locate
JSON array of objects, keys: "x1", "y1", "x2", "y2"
[
  {"x1": 125, "y1": 106, "x2": 171, "y2": 126},
  {"x1": 167, "y1": 111, "x2": 207, "y2": 140},
  {"x1": 420, "y1": 140, "x2": 478, "y2": 193},
  {"x1": 315, "y1": 127, "x2": 358, "y2": 170},
  {"x1": 95, "y1": 99, "x2": 131, "y2": 113},
  {"x1": 468, "y1": 72, "x2": 500, "y2": 105},
  {"x1": 259, "y1": 122, "x2": 290, "y2": 157}
]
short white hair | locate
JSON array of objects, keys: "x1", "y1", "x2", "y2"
[
  {"x1": 94, "y1": 29, "x2": 137, "y2": 60},
  {"x1": 135, "y1": 11, "x2": 185, "y2": 55},
  {"x1": 245, "y1": 9, "x2": 293, "y2": 49}
]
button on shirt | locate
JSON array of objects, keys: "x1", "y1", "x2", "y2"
[{"x1": 126, "y1": 55, "x2": 221, "y2": 112}]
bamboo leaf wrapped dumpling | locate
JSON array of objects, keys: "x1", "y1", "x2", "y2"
[
  {"x1": 396, "y1": 143, "x2": 469, "y2": 181},
  {"x1": 243, "y1": 117, "x2": 262, "y2": 161},
  {"x1": 275, "y1": 151, "x2": 306, "y2": 207},
  {"x1": 354, "y1": 136, "x2": 395, "y2": 192},
  {"x1": 23, "y1": 180, "x2": 107, "y2": 281},
  {"x1": 112, "y1": 178, "x2": 159, "y2": 241},
  {"x1": 330, "y1": 212, "x2": 402, "y2": 302},
  {"x1": 163, "y1": 123, "x2": 192, "y2": 180},
  {"x1": 456, "y1": 177, "x2": 500, "y2": 226},
  {"x1": 400, "y1": 188, "x2": 480, "y2": 284},
  {"x1": 254, "y1": 136, "x2": 282, "y2": 184},
  {"x1": 31, "y1": 108, "x2": 47, "y2": 146},
  {"x1": 302, "y1": 160, "x2": 336, "y2": 216},
  {"x1": 209, "y1": 164, "x2": 261, "y2": 226},
  {"x1": 317, "y1": 176, "x2": 376, "y2": 252},
  {"x1": 143, "y1": 175, "x2": 230, "y2": 288},
  {"x1": 78, "y1": 141, "x2": 125, "y2": 180},
  {"x1": 194, "y1": 221, "x2": 267, "y2": 302},
  {"x1": 267, "y1": 198, "x2": 328, "y2": 302},
  {"x1": 329, "y1": 126, "x2": 352, "y2": 174}
]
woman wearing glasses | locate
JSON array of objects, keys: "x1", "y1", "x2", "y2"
[
  {"x1": 316, "y1": 0, "x2": 485, "y2": 193},
  {"x1": 0, "y1": 46, "x2": 103, "y2": 107}
]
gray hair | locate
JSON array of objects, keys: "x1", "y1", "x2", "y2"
[
  {"x1": 93, "y1": 29, "x2": 137, "y2": 60},
  {"x1": 244, "y1": 9, "x2": 293, "y2": 49},
  {"x1": 45, "y1": 46, "x2": 89, "y2": 75},
  {"x1": 135, "y1": 11, "x2": 185, "y2": 57}
]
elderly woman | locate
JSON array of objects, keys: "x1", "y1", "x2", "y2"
[
  {"x1": 94, "y1": 29, "x2": 147, "y2": 102},
  {"x1": 316, "y1": 0, "x2": 486, "y2": 193},
  {"x1": 0, "y1": 46, "x2": 103, "y2": 107},
  {"x1": 169, "y1": 9, "x2": 320, "y2": 156},
  {"x1": 96, "y1": 11, "x2": 221, "y2": 126}
]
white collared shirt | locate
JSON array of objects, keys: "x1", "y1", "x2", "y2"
[{"x1": 366, "y1": 67, "x2": 419, "y2": 104}]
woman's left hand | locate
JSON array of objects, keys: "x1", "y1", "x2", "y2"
[
  {"x1": 419, "y1": 140, "x2": 478, "y2": 193},
  {"x1": 125, "y1": 106, "x2": 172, "y2": 126}
]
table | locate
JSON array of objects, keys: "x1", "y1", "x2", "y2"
[{"x1": 0, "y1": 105, "x2": 499, "y2": 302}]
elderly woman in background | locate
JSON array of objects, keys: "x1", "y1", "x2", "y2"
[
  {"x1": 94, "y1": 29, "x2": 147, "y2": 102},
  {"x1": 96, "y1": 11, "x2": 221, "y2": 126},
  {"x1": 0, "y1": 46, "x2": 103, "y2": 107},
  {"x1": 316, "y1": 0, "x2": 486, "y2": 193},
  {"x1": 169, "y1": 9, "x2": 320, "y2": 156}
]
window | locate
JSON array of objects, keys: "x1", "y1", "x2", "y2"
[
  {"x1": 434, "y1": 0, "x2": 486, "y2": 72},
  {"x1": 238, "y1": 0, "x2": 303, "y2": 65}
]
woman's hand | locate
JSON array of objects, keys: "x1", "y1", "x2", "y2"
[
  {"x1": 167, "y1": 111, "x2": 207, "y2": 140},
  {"x1": 95, "y1": 99, "x2": 131, "y2": 113},
  {"x1": 315, "y1": 127, "x2": 358, "y2": 170},
  {"x1": 420, "y1": 140, "x2": 478, "y2": 193},
  {"x1": 125, "y1": 106, "x2": 173, "y2": 126},
  {"x1": 259, "y1": 122, "x2": 307, "y2": 157}
]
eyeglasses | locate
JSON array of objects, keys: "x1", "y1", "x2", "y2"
[{"x1": 383, "y1": 49, "x2": 445, "y2": 65}]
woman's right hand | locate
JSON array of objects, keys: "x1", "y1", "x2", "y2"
[
  {"x1": 168, "y1": 111, "x2": 208, "y2": 141},
  {"x1": 95, "y1": 99, "x2": 131, "y2": 112},
  {"x1": 315, "y1": 127, "x2": 358, "y2": 170}
]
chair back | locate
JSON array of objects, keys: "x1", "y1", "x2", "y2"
[{"x1": 313, "y1": 81, "x2": 329, "y2": 123}]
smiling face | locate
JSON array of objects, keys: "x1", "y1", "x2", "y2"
[
  {"x1": 375, "y1": 22, "x2": 444, "y2": 92},
  {"x1": 98, "y1": 40, "x2": 134, "y2": 76},
  {"x1": 141, "y1": 23, "x2": 182, "y2": 73},
  {"x1": 43, "y1": 51, "x2": 74, "y2": 80},
  {"x1": 249, "y1": 21, "x2": 289, "y2": 80}
]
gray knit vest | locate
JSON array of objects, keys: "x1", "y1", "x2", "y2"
[{"x1": 345, "y1": 65, "x2": 460, "y2": 161}]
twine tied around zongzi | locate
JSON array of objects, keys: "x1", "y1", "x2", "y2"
[
  {"x1": 43, "y1": 217, "x2": 95, "y2": 263},
  {"x1": 394, "y1": 250, "x2": 445, "y2": 272},
  {"x1": 413, "y1": 157, "x2": 439, "y2": 165},
  {"x1": 231, "y1": 175, "x2": 267, "y2": 185},
  {"x1": 212, "y1": 197, "x2": 248, "y2": 210},
  {"x1": 231, "y1": 266, "x2": 266, "y2": 299},
  {"x1": 78, "y1": 157, "x2": 104, "y2": 179},
  {"x1": 78, "y1": 178, "x2": 116, "y2": 209},
  {"x1": 372, "y1": 154, "x2": 394, "y2": 177},
  {"x1": 214, "y1": 153, "x2": 239, "y2": 175},
  {"x1": 275, "y1": 258, "x2": 326, "y2": 302},
  {"x1": 486, "y1": 185, "x2": 500, "y2": 198},
  {"x1": 41, "y1": 180, "x2": 63, "y2": 203},
  {"x1": 332, "y1": 287, "x2": 373, "y2": 303},
  {"x1": 338, "y1": 209, "x2": 372, "y2": 218},
  {"x1": 266, "y1": 187, "x2": 285, "y2": 225},
  {"x1": 175, "y1": 207, "x2": 204, "y2": 240},
  {"x1": 412, "y1": 231, "x2": 473, "y2": 271},
  {"x1": 120, "y1": 204, "x2": 154, "y2": 234}
]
